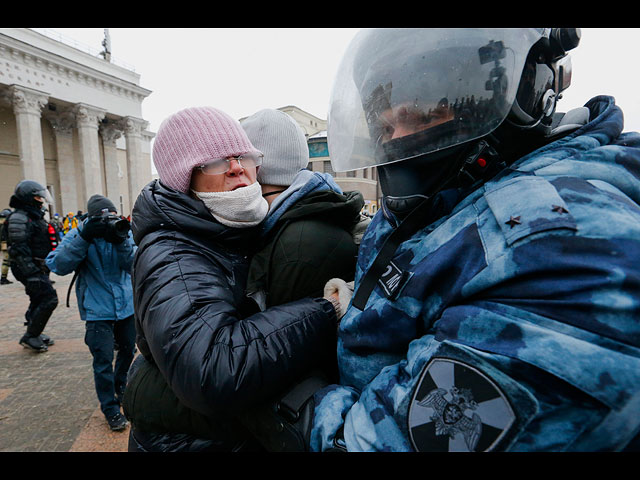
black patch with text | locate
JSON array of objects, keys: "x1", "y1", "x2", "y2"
[{"x1": 377, "y1": 260, "x2": 412, "y2": 300}]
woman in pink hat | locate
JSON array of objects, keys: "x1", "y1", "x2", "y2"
[{"x1": 122, "y1": 106, "x2": 341, "y2": 452}]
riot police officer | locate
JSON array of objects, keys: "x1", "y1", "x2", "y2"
[
  {"x1": 0, "y1": 208, "x2": 13, "y2": 285},
  {"x1": 306, "y1": 28, "x2": 640, "y2": 451},
  {"x1": 7, "y1": 180, "x2": 58, "y2": 352}
]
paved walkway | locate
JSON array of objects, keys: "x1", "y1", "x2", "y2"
[{"x1": 0, "y1": 269, "x2": 131, "y2": 452}]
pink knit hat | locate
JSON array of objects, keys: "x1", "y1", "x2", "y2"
[{"x1": 152, "y1": 106, "x2": 262, "y2": 193}]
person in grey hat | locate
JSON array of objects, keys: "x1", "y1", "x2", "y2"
[
  {"x1": 226, "y1": 109, "x2": 369, "y2": 451},
  {"x1": 240, "y1": 108, "x2": 367, "y2": 310}
]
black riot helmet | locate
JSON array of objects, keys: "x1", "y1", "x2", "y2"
[
  {"x1": 11, "y1": 180, "x2": 53, "y2": 209},
  {"x1": 0, "y1": 208, "x2": 11, "y2": 218},
  {"x1": 327, "y1": 28, "x2": 580, "y2": 201}
]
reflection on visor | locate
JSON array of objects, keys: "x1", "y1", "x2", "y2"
[
  {"x1": 377, "y1": 115, "x2": 464, "y2": 163},
  {"x1": 369, "y1": 94, "x2": 505, "y2": 164},
  {"x1": 370, "y1": 99, "x2": 455, "y2": 146},
  {"x1": 328, "y1": 28, "x2": 545, "y2": 172}
]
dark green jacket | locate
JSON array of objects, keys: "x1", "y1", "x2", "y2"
[{"x1": 246, "y1": 189, "x2": 364, "y2": 310}]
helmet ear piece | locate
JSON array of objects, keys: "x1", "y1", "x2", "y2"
[
  {"x1": 508, "y1": 29, "x2": 580, "y2": 131},
  {"x1": 549, "y1": 28, "x2": 581, "y2": 57},
  {"x1": 510, "y1": 77, "x2": 556, "y2": 128},
  {"x1": 509, "y1": 41, "x2": 563, "y2": 130}
]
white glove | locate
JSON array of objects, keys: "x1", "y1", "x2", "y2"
[{"x1": 323, "y1": 278, "x2": 354, "y2": 320}]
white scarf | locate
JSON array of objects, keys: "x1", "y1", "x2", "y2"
[{"x1": 192, "y1": 181, "x2": 268, "y2": 228}]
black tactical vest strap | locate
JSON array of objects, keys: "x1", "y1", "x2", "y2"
[{"x1": 351, "y1": 196, "x2": 434, "y2": 310}]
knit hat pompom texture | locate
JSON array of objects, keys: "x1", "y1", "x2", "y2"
[
  {"x1": 241, "y1": 109, "x2": 309, "y2": 187},
  {"x1": 153, "y1": 106, "x2": 261, "y2": 193}
]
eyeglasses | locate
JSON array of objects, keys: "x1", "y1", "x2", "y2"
[{"x1": 197, "y1": 153, "x2": 263, "y2": 175}]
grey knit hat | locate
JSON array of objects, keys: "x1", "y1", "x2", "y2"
[{"x1": 241, "y1": 109, "x2": 309, "y2": 186}]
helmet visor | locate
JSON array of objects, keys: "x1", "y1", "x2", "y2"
[
  {"x1": 34, "y1": 187, "x2": 54, "y2": 205},
  {"x1": 328, "y1": 28, "x2": 545, "y2": 171}
]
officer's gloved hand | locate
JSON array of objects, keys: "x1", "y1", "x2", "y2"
[{"x1": 79, "y1": 216, "x2": 106, "y2": 242}]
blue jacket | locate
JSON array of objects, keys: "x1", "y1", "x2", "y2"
[
  {"x1": 311, "y1": 96, "x2": 640, "y2": 452},
  {"x1": 45, "y1": 222, "x2": 136, "y2": 321}
]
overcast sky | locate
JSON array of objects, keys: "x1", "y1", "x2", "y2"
[{"x1": 39, "y1": 28, "x2": 640, "y2": 136}]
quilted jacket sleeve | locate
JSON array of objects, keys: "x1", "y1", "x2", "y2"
[
  {"x1": 7, "y1": 212, "x2": 40, "y2": 278},
  {"x1": 133, "y1": 231, "x2": 338, "y2": 419}
]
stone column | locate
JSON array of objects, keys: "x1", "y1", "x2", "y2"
[
  {"x1": 44, "y1": 108, "x2": 78, "y2": 214},
  {"x1": 141, "y1": 130, "x2": 155, "y2": 186},
  {"x1": 121, "y1": 116, "x2": 149, "y2": 213},
  {"x1": 74, "y1": 103, "x2": 106, "y2": 208},
  {"x1": 10, "y1": 85, "x2": 49, "y2": 186},
  {"x1": 98, "y1": 122, "x2": 123, "y2": 210}
]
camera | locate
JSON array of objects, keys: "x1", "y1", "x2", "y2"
[
  {"x1": 478, "y1": 40, "x2": 506, "y2": 65},
  {"x1": 98, "y1": 208, "x2": 130, "y2": 240}
]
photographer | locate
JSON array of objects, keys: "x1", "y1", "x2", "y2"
[{"x1": 45, "y1": 194, "x2": 136, "y2": 432}]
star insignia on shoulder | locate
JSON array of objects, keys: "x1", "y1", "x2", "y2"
[
  {"x1": 551, "y1": 205, "x2": 569, "y2": 214},
  {"x1": 505, "y1": 215, "x2": 521, "y2": 228}
]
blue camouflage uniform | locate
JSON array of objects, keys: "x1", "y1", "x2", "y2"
[{"x1": 310, "y1": 96, "x2": 640, "y2": 452}]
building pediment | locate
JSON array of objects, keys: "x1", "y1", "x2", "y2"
[{"x1": 0, "y1": 29, "x2": 151, "y2": 119}]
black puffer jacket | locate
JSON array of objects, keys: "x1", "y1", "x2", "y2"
[
  {"x1": 6, "y1": 197, "x2": 52, "y2": 280},
  {"x1": 128, "y1": 180, "x2": 337, "y2": 444}
]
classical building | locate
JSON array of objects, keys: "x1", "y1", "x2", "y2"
[
  {"x1": 245, "y1": 105, "x2": 381, "y2": 215},
  {"x1": 306, "y1": 129, "x2": 380, "y2": 216},
  {"x1": 0, "y1": 28, "x2": 153, "y2": 217}
]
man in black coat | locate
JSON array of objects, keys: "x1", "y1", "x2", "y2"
[{"x1": 6, "y1": 180, "x2": 58, "y2": 352}]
